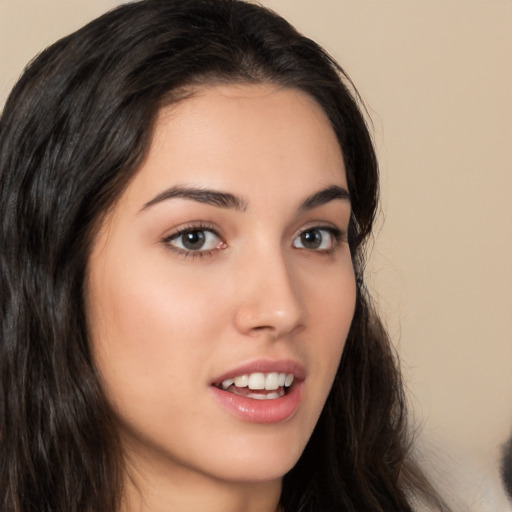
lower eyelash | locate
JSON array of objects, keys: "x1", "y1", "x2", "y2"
[
  {"x1": 162, "y1": 240, "x2": 218, "y2": 260},
  {"x1": 178, "y1": 250, "x2": 214, "y2": 260}
]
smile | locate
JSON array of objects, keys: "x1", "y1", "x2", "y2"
[
  {"x1": 210, "y1": 359, "x2": 305, "y2": 422},
  {"x1": 216, "y1": 372, "x2": 295, "y2": 400}
]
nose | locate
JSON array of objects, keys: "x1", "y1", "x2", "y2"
[{"x1": 233, "y1": 248, "x2": 305, "y2": 339}]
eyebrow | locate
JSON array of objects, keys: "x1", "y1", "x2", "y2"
[
  {"x1": 141, "y1": 186, "x2": 248, "y2": 212},
  {"x1": 140, "y1": 184, "x2": 350, "y2": 213},
  {"x1": 299, "y1": 185, "x2": 351, "y2": 210}
]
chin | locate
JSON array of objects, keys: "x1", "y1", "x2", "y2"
[{"x1": 211, "y1": 432, "x2": 308, "y2": 484}]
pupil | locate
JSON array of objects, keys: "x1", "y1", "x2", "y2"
[
  {"x1": 301, "y1": 230, "x2": 322, "y2": 249},
  {"x1": 183, "y1": 230, "x2": 205, "y2": 250}
]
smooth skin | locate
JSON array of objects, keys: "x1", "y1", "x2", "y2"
[{"x1": 86, "y1": 84, "x2": 356, "y2": 512}]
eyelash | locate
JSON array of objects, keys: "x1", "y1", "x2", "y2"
[
  {"x1": 161, "y1": 223, "x2": 346, "y2": 259},
  {"x1": 292, "y1": 226, "x2": 345, "y2": 255},
  {"x1": 162, "y1": 222, "x2": 223, "y2": 259}
]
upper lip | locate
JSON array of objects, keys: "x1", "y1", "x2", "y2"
[{"x1": 211, "y1": 358, "x2": 306, "y2": 385}]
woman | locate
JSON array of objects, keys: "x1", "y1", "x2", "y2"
[{"x1": 0, "y1": 1, "x2": 449, "y2": 511}]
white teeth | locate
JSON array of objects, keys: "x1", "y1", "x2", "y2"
[
  {"x1": 284, "y1": 374, "x2": 294, "y2": 387},
  {"x1": 221, "y1": 372, "x2": 295, "y2": 390},
  {"x1": 233, "y1": 375, "x2": 249, "y2": 387},
  {"x1": 265, "y1": 372, "x2": 279, "y2": 390},
  {"x1": 221, "y1": 378, "x2": 234, "y2": 388},
  {"x1": 247, "y1": 391, "x2": 284, "y2": 400},
  {"x1": 248, "y1": 373, "x2": 265, "y2": 389}
]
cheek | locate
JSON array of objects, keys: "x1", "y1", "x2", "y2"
[
  {"x1": 307, "y1": 259, "x2": 356, "y2": 350},
  {"x1": 86, "y1": 255, "x2": 224, "y2": 407},
  {"x1": 299, "y1": 259, "x2": 356, "y2": 412}
]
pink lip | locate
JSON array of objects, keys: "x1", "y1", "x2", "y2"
[
  {"x1": 210, "y1": 358, "x2": 306, "y2": 424},
  {"x1": 211, "y1": 358, "x2": 306, "y2": 385},
  {"x1": 210, "y1": 381, "x2": 304, "y2": 424}
]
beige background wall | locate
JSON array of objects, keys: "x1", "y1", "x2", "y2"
[{"x1": 1, "y1": 1, "x2": 511, "y2": 510}]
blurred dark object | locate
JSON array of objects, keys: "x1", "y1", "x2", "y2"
[{"x1": 501, "y1": 434, "x2": 512, "y2": 500}]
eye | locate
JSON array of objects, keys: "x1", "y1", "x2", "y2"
[
  {"x1": 164, "y1": 227, "x2": 225, "y2": 254},
  {"x1": 292, "y1": 227, "x2": 341, "y2": 251}
]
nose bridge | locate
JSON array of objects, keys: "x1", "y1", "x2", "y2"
[{"x1": 233, "y1": 240, "x2": 305, "y2": 337}]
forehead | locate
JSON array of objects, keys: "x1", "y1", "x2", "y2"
[{"x1": 122, "y1": 83, "x2": 346, "y2": 209}]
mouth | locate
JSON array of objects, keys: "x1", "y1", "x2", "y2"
[
  {"x1": 210, "y1": 359, "x2": 306, "y2": 422},
  {"x1": 213, "y1": 372, "x2": 296, "y2": 401}
]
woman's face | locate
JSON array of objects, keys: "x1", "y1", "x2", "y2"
[{"x1": 86, "y1": 84, "x2": 355, "y2": 488}]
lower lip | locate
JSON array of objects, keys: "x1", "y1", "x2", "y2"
[{"x1": 210, "y1": 382, "x2": 304, "y2": 424}]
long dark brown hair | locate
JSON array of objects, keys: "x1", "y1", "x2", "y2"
[{"x1": 0, "y1": 1, "x2": 449, "y2": 511}]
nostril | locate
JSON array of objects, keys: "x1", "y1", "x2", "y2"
[{"x1": 251, "y1": 325, "x2": 274, "y2": 332}]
